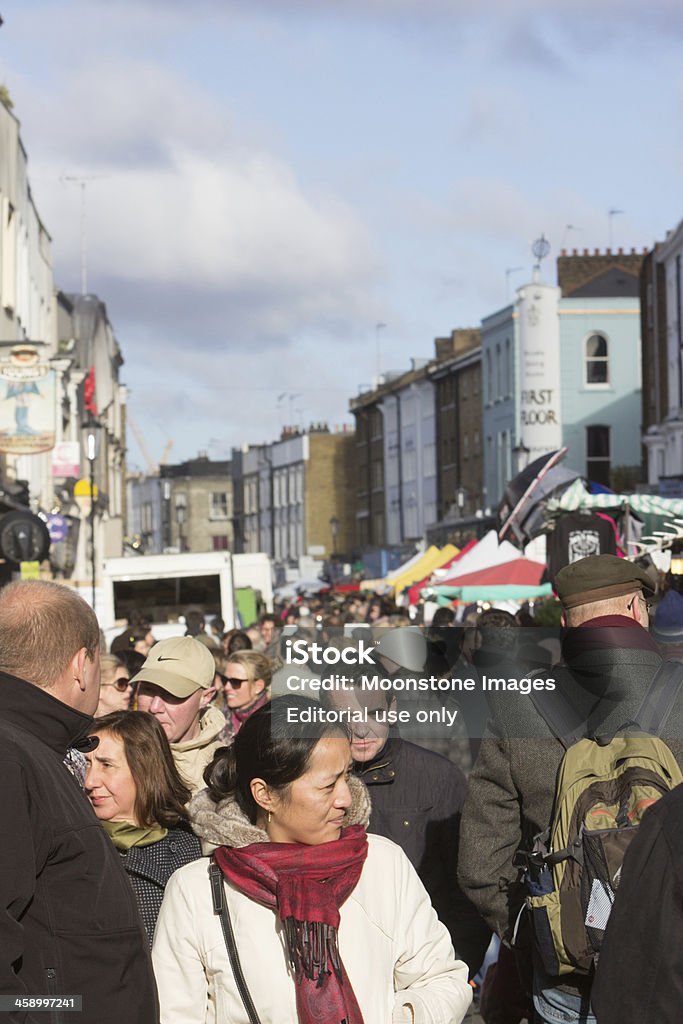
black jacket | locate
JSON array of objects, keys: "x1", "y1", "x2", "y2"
[
  {"x1": 0, "y1": 672, "x2": 159, "y2": 1024},
  {"x1": 356, "y1": 736, "x2": 491, "y2": 977},
  {"x1": 119, "y1": 825, "x2": 201, "y2": 946},
  {"x1": 592, "y1": 783, "x2": 683, "y2": 1024}
]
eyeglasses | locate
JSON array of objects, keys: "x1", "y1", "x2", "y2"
[
  {"x1": 103, "y1": 677, "x2": 131, "y2": 692},
  {"x1": 627, "y1": 594, "x2": 652, "y2": 613},
  {"x1": 220, "y1": 674, "x2": 250, "y2": 689}
]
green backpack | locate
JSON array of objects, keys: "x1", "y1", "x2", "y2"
[{"x1": 518, "y1": 660, "x2": 683, "y2": 977}]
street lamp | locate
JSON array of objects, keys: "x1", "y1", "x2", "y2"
[
  {"x1": 512, "y1": 440, "x2": 530, "y2": 474},
  {"x1": 175, "y1": 495, "x2": 187, "y2": 553},
  {"x1": 329, "y1": 515, "x2": 339, "y2": 554}
]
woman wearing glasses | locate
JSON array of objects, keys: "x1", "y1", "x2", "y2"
[
  {"x1": 217, "y1": 650, "x2": 270, "y2": 744},
  {"x1": 96, "y1": 654, "x2": 133, "y2": 717}
]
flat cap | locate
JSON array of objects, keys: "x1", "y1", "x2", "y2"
[{"x1": 555, "y1": 554, "x2": 655, "y2": 609}]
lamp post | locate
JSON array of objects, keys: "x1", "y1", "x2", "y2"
[{"x1": 329, "y1": 515, "x2": 339, "y2": 555}]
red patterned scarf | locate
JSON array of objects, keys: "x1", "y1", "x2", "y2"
[{"x1": 214, "y1": 824, "x2": 368, "y2": 1024}]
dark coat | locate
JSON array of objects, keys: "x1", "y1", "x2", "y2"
[
  {"x1": 356, "y1": 735, "x2": 491, "y2": 977},
  {"x1": 457, "y1": 638, "x2": 683, "y2": 997},
  {"x1": 120, "y1": 826, "x2": 201, "y2": 945},
  {"x1": 592, "y1": 783, "x2": 683, "y2": 1024},
  {"x1": 0, "y1": 673, "x2": 159, "y2": 1024}
]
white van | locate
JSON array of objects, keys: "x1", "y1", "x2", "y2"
[{"x1": 100, "y1": 551, "x2": 273, "y2": 646}]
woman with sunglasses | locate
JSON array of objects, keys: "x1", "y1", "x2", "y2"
[
  {"x1": 217, "y1": 650, "x2": 270, "y2": 744},
  {"x1": 96, "y1": 654, "x2": 133, "y2": 717}
]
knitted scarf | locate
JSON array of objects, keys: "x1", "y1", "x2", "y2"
[{"x1": 214, "y1": 824, "x2": 368, "y2": 1024}]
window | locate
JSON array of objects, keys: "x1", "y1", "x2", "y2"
[
  {"x1": 586, "y1": 425, "x2": 610, "y2": 486},
  {"x1": 212, "y1": 535, "x2": 229, "y2": 551},
  {"x1": 505, "y1": 338, "x2": 512, "y2": 397},
  {"x1": 403, "y1": 448, "x2": 417, "y2": 481},
  {"x1": 424, "y1": 442, "x2": 436, "y2": 476},
  {"x1": 585, "y1": 333, "x2": 609, "y2": 386},
  {"x1": 486, "y1": 351, "x2": 492, "y2": 404},
  {"x1": 496, "y1": 344, "x2": 502, "y2": 399},
  {"x1": 209, "y1": 492, "x2": 229, "y2": 520}
]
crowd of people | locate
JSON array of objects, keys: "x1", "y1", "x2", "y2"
[{"x1": 3, "y1": 559, "x2": 683, "y2": 1023}]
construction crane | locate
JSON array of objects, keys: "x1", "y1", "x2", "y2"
[{"x1": 127, "y1": 413, "x2": 172, "y2": 475}]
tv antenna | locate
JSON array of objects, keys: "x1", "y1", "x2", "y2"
[
  {"x1": 61, "y1": 174, "x2": 105, "y2": 294},
  {"x1": 608, "y1": 208, "x2": 624, "y2": 249}
]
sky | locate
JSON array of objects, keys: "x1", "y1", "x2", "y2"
[{"x1": 1, "y1": 0, "x2": 682, "y2": 470}]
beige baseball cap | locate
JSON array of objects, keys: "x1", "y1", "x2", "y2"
[{"x1": 129, "y1": 635, "x2": 216, "y2": 698}]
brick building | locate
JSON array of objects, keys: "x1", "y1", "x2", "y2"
[
  {"x1": 232, "y1": 426, "x2": 355, "y2": 569},
  {"x1": 350, "y1": 330, "x2": 482, "y2": 552},
  {"x1": 158, "y1": 455, "x2": 233, "y2": 553},
  {"x1": 431, "y1": 328, "x2": 482, "y2": 521},
  {"x1": 640, "y1": 219, "x2": 683, "y2": 491}
]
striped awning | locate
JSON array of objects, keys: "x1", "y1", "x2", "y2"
[{"x1": 547, "y1": 479, "x2": 683, "y2": 518}]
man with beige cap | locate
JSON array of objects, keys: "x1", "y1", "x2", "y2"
[
  {"x1": 132, "y1": 636, "x2": 226, "y2": 795},
  {"x1": 457, "y1": 554, "x2": 683, "y2": 1024}
]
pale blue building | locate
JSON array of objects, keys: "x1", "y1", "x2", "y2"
[{"x1": 482, "y1": 250, "x2": 644, "y2": 506}]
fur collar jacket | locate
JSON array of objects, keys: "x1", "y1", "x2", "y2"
[{"x1": 189, "y1": 774, "x2": 371, "y2": 852}]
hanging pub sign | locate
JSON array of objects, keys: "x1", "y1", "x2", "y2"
[{"x1": 0, "y1": 344, "x2": 56, "y2": 454}]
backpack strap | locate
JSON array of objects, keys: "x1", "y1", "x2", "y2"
[
  {"x1": 635, "y1": 659, "x2": 683, "y2": 736},
  {"x1": 531, "y1": 660, "x2": 683, "y2": 746},
  {"x1": 529, "y1": 681, "x2": 585, "y2": 749}
]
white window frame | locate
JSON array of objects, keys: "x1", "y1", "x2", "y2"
[{"x1": 584, "y1": 332, "x2": 610, "y2": 388}]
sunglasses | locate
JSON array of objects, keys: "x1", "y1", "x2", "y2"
[
  {"x1": 220, "y1": 674, "x2": 250, "y2": 689},
  {"x1": 103, "y1": 677, "x2": 131, "y2": 692}
]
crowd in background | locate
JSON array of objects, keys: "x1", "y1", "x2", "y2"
[{"x1": 6, "y1": 566, "x2": 683, "y2": 1023}]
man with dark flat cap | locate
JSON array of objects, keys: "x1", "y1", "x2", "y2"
[{"x1": 457, "y1": 554, "x2": 683, "y2": 1024}]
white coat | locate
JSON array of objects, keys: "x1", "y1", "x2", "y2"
[{"x1": 152, "y1": 833, "x2": 472, "y2": 1024}]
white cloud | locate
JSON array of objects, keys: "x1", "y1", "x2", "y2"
[{"x1": 14, "y1": 55, "x2": 380, "y2": 343}]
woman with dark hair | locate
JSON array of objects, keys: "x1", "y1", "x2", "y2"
[
  {"x1": 85, "y1": 710, "x2": 201, "y2": 944},
  {"x1": 111, "y1": 623, "x2": 155, "y2": 657},
  {"x1": 153, "y1": 695, "x2": 471, "y2": 1024},
  {"x1": 222, "y1": 627, "x2": 252, "y2": 657}
]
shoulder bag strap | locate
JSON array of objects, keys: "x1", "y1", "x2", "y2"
[{"x1": 210, "y1": 860, "x2": 263, "y2": 1024}]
